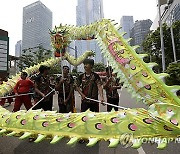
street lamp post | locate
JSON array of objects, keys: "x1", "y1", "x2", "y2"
[
  {"x1": 158, "y1": 0, "x2": 166, "y2": 72},
  {"x1": 75, "y1": 46, "x2": 78, "y2": 71},
  {"x1": 86, "y1": 0, "x2": 90, "y2": 50},
  {"x1": 169, "y1": 17, "x2": 177, "y2": 62},
  {"x1": 167, "y1": 3, "x2": 177, "y2": 62}
]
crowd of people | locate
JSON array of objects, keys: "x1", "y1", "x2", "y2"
[{"x1": 0, "y1": 58, "x2": 122, "y2": 113}]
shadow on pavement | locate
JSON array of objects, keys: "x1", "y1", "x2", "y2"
[{"x1": 14, "y1": 138, "x2": 99, "y2": 154}]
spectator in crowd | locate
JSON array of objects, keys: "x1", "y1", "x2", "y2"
[
  {"x1": 0, "y1": 77, "x2": 14, "y2": 107},
  {"x1": 0, "y1": 77, "x2": 5, "y2": 106},
  {"x1": 50, "y1": 76, "x2": 56, "y2": 88},
  {"x1": 103, "y1": 66, "x2": 121, "y2": 111},
  {"x1": 55, "y1": 66, "x2": 74, "y2": 113},
  {"x1": 0, "y1": 77, "x2": 3, "y2": 85},
  {"x1": 4, "y1": 77, "x2": 14, "y2": 105},
  {"x1": 76, "y1": 59, "x2": 104, "y2": 112},
  {"x1": 13, "y1": 72, "x2": 34, "y2": 112}
]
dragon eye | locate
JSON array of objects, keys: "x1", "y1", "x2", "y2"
[
  {"x1": 42, "y1": 121, "x2": 49, "y2": 127},
  {"x1": 111, "y1": 117, "x2": 119, "y2": 123},
  {"x1": 33, "y1": 115, "x2": 39, "y2": 120},
  {"x1": 119, "y1": 49, "x2": 124, "y2": 54},
  {"x1": 95, "y1": 123, "x2": 103, "y2": 130},
  {"x1": 163, "y1": 125, "x2": 173, "y2": 131},
  {"x1": 170, "y1": 119, "x2": 178, "y2": 126},
  {"x1": 142, "y1": 72, "x2": 148, "y2": 77},
  {"x1": 128, "y1": 123, "x2": 138, "y2": 131},
  {"x1": 16, "y1": 115, "x2": 21, "y2": 119},
  {"x1": 21, "y1": 119, "x2": 26, "y2": 125},
  {"x1": 67, "y1": 123, "x2": 75, "y2": 128},
  {"x1": 143, "y1": 118, "x2": 153, "y2": 124},
  {"x1": 131, "y1": 65, "x2": 136, "y2": 70},
  {"x1": 144, "y1": 85, "x2": 151, "y2": 90},
  {"x1": 82, "y1": 116, "x2": 88, "y2": 122},
  {"x1": 56, "y1": 118, "x2": 63, "y2": 122}
]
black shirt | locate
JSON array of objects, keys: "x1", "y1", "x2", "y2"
[{"x1": 77, "y1": 72, "x2": 101, "y2": 99}]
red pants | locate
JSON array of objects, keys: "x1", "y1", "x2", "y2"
[
  {"x1": 0, "y1": 98, "x2": 6, "y2": 106},
  {"x1": 13, "y1": 95, "x2": 32, "y2": 112}
]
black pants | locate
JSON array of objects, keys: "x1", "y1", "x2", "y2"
[
  {"x1": 58, "y1": 93, "x2": 73, "y2": 113},
  {"x1": 107, "y1": 97, "x2": 119, "y2": 112},
  {"x1": 81, "y1": 100, "x2": 99, "y2": 112},
  {"x1": 33, "y1": 96, "x2": 53, "y2": 111},
  {"x1": 58, "y1": 99, "x2": 73, "y2": 113}
]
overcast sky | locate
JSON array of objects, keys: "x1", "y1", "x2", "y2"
[{"x1": 0, "y1": 0, "x2": 157, "y2": 55}]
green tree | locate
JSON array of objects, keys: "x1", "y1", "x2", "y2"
[
  {"x1": 93, "y1": 62, "x2": 106, "y2": 72},
  {"x1": 49, "y1": 63, "x2": 61, "y2": 75},
  {"x1": 71, "y1": 68, "x2": 78, "y2": 77},
  {"x1": 165, "y1": 63, "x2": 180, "y2": 86},
  {"x1": 18, "y1": 45, "x2": 52, "y2": 70},
  {"x1": 142, "y1": 20, "x2": 180, "y2": 72}
]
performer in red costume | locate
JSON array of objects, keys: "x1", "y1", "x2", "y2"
[
  {"x1": 13, "y1": 72, "x2": 34, "y2": 112},
  {"x1": 0, "y1": 77, "x2": 13, "y2": 106}
]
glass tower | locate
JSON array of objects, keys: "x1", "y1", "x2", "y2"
[
  {"x1": 76, "y1": 0, "x2": 105, "y2": 71},
  {"x1": 22, "y1": 1, "x2": 52, "y2": 54}
]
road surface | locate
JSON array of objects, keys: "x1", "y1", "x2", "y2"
[{"x1": 0, "y1": 88, "x2": 179, "y2": 154}]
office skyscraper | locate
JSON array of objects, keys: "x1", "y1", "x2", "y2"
[
  {"x1": 15, "y1": 40, "x2": 22, "y2": 57},
  {"x1": 130, "y1": 19, "x2": 152, "y2": 52},
  {"x1": 76, "y1": 0, "x2": 104, "y2": 71},
  {"x1": 151, "y1": 0, "x2": 180, "y2": 30},
  {"x1": 162, "y1": 0, "x2": 180, "y2": 24},
  {"x1": 0, "y1": 29, "x2": 9, "y2": 78},
  {"x1": 22, "y1": 1, "x2": 52, "y2": 53},
  {"x1": 120, "y1": 16, "x2": 134, "y2": 39}
]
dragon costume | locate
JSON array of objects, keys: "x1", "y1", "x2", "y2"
[{"x1": 0, "y1": 19, "x2": 179, "y2": 149}]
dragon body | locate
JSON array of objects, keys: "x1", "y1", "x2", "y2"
[{"x1": 0, "y1": 19, "x2": 179, "y2": 149}]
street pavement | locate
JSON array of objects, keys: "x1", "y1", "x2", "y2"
[{"x1": 0, "y1": 88, "x2": 179, "y2": 154}]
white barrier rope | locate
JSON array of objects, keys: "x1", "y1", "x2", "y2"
[
  {"x1": 28, "y1": 89, "x2": 55, "y2": 111},
  {"x1": 0, "y1": 93, "x2": 34, "y2": 99},
  {"x1": 85, "y1": 97, "x2": 128, "y2": 110}
]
